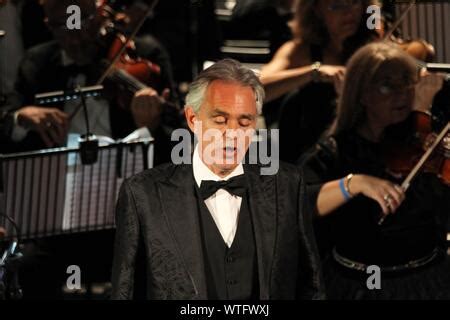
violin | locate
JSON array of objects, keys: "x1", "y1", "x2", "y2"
[
  {"x1": 69, "y1": 0, "x2": 163, "y2": 119},
  {"x1": 98, "y1": 0, "x2": 163, "y2": 98},
  {"x1": 379, "y1": 111, "x2": 450, "y2": 225},
  {"x1": 381, "y1": 0, "x2": 435, "y2": 63},
  {"x1": 101, "y1": 30, "x2": 163, "y2": 110},
  {"x1": 383, "y1": 111, "x2": 450, "y2": 186},
  {"x1": 394, "y1": 38, "x2": 435, "y2": 63}
]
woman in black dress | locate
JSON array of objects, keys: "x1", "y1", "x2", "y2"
[{"x1": 301, "y1": 41, "x2": 450, "y2": 299}]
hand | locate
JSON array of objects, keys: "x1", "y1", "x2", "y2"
[
  {"x1": 317, "y1": 65, "x2": 346, "y2": 96},
  {"x1": 350, "y1": 174, "x2": 406, "y2": 216},
  {"x1": 16, "y1": 106, "x2": 69, "y2": 147},
  {"x1": 414, "y1": 69, "x2": 445, "y2": 112},
  {"x1": 130, "y1": 87, "x2": 170, "y2": 130}
]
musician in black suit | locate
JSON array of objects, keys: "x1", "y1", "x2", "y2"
[
  {"x1": 2, "y1": 0, "x2": 180, "y2": 163},
  {"x1": 111, "y1": 59, "x2": 407, "y2": 300}
]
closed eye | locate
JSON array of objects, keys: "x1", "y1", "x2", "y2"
[
  {"x1": 239, "y1": 119, "x2": 252, "y2": 127},
  {"x1": 213, "y1": 116, "x2": 227, "y2": 124}
]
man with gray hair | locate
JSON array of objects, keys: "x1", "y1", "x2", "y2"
[{"x1": 112, "y1": 59, "x2": 328, "y2": 299}]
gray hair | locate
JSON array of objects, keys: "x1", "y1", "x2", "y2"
[{"x1": 185, "y1": 59, "x2": 265, "y2": 115}]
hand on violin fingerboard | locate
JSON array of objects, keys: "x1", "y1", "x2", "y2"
[
  {"x1": 130, "y1": 87, "x2": 170, "y2": 131},
  {"x1": 414, "y1": 69, "x2": 445, "y2": 112}
]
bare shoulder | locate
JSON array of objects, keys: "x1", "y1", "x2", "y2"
[
  {"x1": 261, "y1": 40, "x2": 311, "y2": 74},
  {"x1": 286, "y1": 39, "x2": 311, "y2": 68}
]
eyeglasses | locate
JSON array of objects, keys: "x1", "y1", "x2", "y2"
[
  {"x1": 327, "y1": 0, "x2": 361, "y2": 12},
  {"x1": 47, "y1": 14, "x2": 96, "y2": 32}
]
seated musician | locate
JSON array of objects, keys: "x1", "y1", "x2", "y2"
[
  {"x1": 2, "y1": 0, "x2": 180, "y2": 164},
  {"x1": 260, "y1": 0, "x2": 381, "y2": 163},
  {"x1": 300, "y1": 41, "x2": 450, "y2": 299},
  {"x1": 0, "y1": 0, "x2": 180, "y2": 299}
]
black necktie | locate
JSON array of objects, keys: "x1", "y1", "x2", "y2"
[{"x1": 199, "y1": 175, "x2": 247, "y2": 200}]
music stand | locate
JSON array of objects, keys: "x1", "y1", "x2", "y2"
[{"x1": 0, "y1": 137, "x2": 153, "y2": 240}]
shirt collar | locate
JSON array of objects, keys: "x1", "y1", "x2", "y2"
[{"x1": 192, "y1": 144, "x2": 244, "y2": 188}]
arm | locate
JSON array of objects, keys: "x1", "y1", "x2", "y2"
[
  {"x1": 300, "y1": 138, "x2": 405, "y2": 218},
  {"x1": 2, "y1": 51, "x2": 69, "y2": 147},
  {"x1": 260, "y1": 41, "x2": 346, "y2": 102},
  {"x1": 316, "y1": 174, "x2": 405, "y2": 217},
  {"x1": 111, "y1": 180, "x2": 141, "y2": 300},
  {"x1": 130, "y1": 36, "x2": 183, "y2": 132},
  {"x1": 260, "y1": 41, "x2": 314, "y2": 103}
]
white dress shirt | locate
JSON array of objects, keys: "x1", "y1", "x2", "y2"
[{"x1": 192, "y1": 144, "x2": 244, "y2": 248}]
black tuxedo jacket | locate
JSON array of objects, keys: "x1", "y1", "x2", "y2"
[{"x1": 111, "y1": 162, "x2": 325, "y2": 300}]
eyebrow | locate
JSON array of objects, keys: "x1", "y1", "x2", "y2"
[{"x1": 210, "y1": 109, "x2": 229, "y2": 117}]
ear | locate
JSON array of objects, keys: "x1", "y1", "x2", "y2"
[{"x1": 184, "y1": 106, "x2": 198, "y2": 133}]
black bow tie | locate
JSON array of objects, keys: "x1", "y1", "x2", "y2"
[{"x1": 199, "y1": 175, "x2": 247, "y2": 200}]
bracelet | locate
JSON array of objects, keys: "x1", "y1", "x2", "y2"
[
  {"x1": 339, "y1": 178, "x2": 351, "y2": 201},
  {"x1": 311, "y1": 61, "x2": 322, "y2": 82},
  {"x1": 345, "y1": 173, "x2": 354, "y2": 197}
]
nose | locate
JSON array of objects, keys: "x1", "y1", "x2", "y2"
[{"x1": 228, "y1": 120, "x2": 242, "y2": 131}]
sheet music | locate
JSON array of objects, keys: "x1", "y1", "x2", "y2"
[
  {"x1": 62, "y1": 128, "x2": 153, "y2": 232},
  {"x1": 62, "y1": 148, "x2": 117, "y2": 231}
]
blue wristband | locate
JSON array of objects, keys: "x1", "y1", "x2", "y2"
[{"x1": 339, "y1": 178, "x2": 351, "y2": 201}]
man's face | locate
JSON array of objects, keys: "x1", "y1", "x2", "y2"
[
  {"x1": 45, "y1": 0, "x2": 101, "y2": 65},
  {"x1": 185, "y1": 80, "x2": 258, "y2": 176}
]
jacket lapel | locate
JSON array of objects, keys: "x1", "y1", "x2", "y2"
[
  {"x1": 156, "y1": 165, "x2": 208, "y2": 299},
  {"x1": 244, "y1": 164, "x2": 277, "y2": 299}
]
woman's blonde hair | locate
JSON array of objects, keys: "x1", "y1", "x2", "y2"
[{"x1": 333, "y1": 41, "x2": 418, "y2": 135}]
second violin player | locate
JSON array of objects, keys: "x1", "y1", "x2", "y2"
[{"x1": 3, "y1": 0, "x2": 180, "y2": 165}]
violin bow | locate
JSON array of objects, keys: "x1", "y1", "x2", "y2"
[
  {"x1": 96, "y1": 0, "x2": 160, "y2": 85},
  {"x1": 378, "y1": 121, "x2": 450, "y2": 225},
  {"x1": 69, "y1": 0, "x2": 160, "y2": 120},
  {"x1": 382, "y1": 0, "x2": 416, "y2": 41}
]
